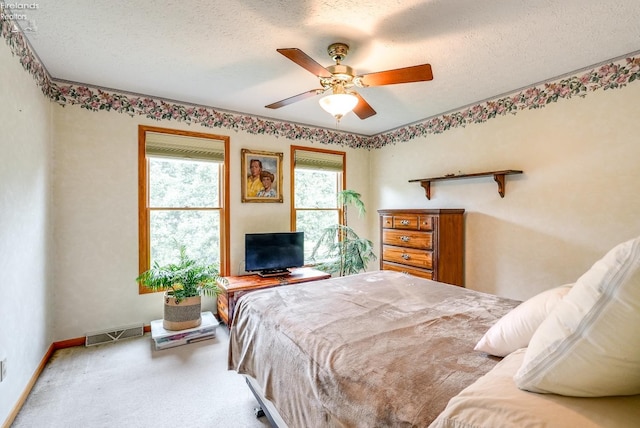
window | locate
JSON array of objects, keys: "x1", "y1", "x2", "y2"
[
  {"x1": 290, "y1": 146, "x2": 346, "y2": 264},
  {"x1": 138, "y1": 126, "x2": 230, "y2": 293}
]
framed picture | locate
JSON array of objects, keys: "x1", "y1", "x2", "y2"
[{"x1": 241, "y1": 149, "x2": 283, "y2": 203}]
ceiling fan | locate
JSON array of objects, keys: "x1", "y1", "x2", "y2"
[{"x1": 265, "y1": 42, "x2": 433, "y2": 121}]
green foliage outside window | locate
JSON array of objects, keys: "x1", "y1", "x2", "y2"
[
  {"x1": 294, "y1": 169, "x2": 341, "y2": 262},
  {"x1": 149, "y1": 157, "x2": 221, "y2": 268}
]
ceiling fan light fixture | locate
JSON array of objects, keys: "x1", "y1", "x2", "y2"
[{"x1": 319, "y1": 93, "x2": 358, "y2": 121}]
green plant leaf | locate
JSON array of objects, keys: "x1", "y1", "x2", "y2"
[
  {"x1": 338, "y1": 189, "x2": 366, "y2": 217},
  {"x1": 136, "y1": 244, "x2": 222, "y2": 302},
  {"x1": 310, "y1": 190, "x2": 376, "y2": 276}
]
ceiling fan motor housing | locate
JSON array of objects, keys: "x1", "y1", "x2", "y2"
[
  {"x1": 322, "y1": 44, "x2": 356, "y2": 90},
  {"x1": 327, "y1": 42, "x2": 349, "y2": 63},
  {"x1": 322, "y1": 64, "x2": 356, "y2": 90}
]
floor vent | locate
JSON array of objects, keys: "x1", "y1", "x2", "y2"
[{"x1": 85, "y1": 324, "x2": 144, "y2": 347}]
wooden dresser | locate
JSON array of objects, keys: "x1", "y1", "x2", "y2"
[{"x1": 378, "y1": 209, "x2": 465, "y2": 286}]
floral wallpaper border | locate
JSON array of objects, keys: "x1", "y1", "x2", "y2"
[{"x1": 2, "y1": 15, "x2": 639, "y2": 150}]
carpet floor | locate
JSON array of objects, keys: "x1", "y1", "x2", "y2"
[{"x1": 11, "y1": 326, "x2": 271, "y2": 428}]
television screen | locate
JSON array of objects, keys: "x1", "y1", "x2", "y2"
[{"x1": 245, "y1": 232, "x2": 304, "y2": 276}]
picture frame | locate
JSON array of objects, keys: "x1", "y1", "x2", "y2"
[{"x1": 241, "y1": 149, "x2": 283, "y2": 203}]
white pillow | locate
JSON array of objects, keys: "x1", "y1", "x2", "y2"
[
  {"x1": 474, "y1": 284, "x2": 572, "y2": 357},
  {"x1": 514, "y1": 236, "x2": 640, "y2": 397}
]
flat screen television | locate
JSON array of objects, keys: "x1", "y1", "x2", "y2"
[{"x1": 245, "y1": 232, "x2": 305, "y2": 277}]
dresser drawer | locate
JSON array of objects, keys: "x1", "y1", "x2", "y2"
[
  {"x1": 382, "y1": 214, "x2": 434, "y2": 230},
  {"x1": 382, "y1": 229, "x2": 433, "y2": 249},
  {"x1": 382, "y1": 262, "x2": 434, "y2": 280},
  {"x1": 381, "y1": 215, "x2": 394, "y2": 228},
  {"x1": 216, "y1": 293, "x2": 229, "y2": 324},
  {"x1": 383, "y1": 245, "x2": 433, "y2": 269},
  {"x1": 392, "y1": 214, "x2": 419, "y2": 229}
]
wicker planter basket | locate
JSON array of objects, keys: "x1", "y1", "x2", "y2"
[{"x1": 163, "y1": 294, "x2": 202, "y2": 331}]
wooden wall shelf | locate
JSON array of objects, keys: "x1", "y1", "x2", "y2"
[{"x1": 409, "y1": 170, "x2": 523, "y2": 199}]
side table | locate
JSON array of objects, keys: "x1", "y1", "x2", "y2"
[{"x1": 217, "y1": 267, "x2": 331, "y2": 326}]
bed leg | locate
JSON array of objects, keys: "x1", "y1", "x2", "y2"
[
  {"x1": 245, "y1": 377, "x2": 282, "y2": 427},
  {"x1": 254, "y1": 406, "x2": 266, "y2": 418}
]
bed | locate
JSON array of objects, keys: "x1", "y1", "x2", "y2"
[
  {"x1": 229, "y1": 236, "x2": 640, "y2": 428},
  {"x1": 228, "y1": 270, "x2": 518, "y2": 426}
]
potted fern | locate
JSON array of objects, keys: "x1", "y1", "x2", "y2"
[
  {"x1": 136, "y1": 245, "x2": 222, "y2": 331},
  {"x1": 310, "y1": 190, "x2": 376, "y2": 276}
]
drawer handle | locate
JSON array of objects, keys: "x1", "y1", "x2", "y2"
[
  {"x1": 400, "y1": 235, "x2": 410, "y2": 242},
  {"x1": 401, "y1": 253, "x2": 410, "y2": 260},
  {"x1": 400, "y1": 220, "x2": 410, "y2": 225}
]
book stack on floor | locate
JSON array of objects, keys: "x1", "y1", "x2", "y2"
[{"x1": 150, "y1": 311, "x2": 219, "y2": 350}]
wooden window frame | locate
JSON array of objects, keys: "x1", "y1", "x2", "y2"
[
  {"x1": 138, "y1": 125, "x2": 230, "y2": 294},
  {"x1": 290, "y1": 145, "x2": 346, "y2": 232}
]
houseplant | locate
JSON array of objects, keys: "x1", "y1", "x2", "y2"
[
  {"x1": 310, "y1": 189, "x2": 376, "y2": 276},
  {"x1": 136, "y1": 245, "x2": 222, "y2": 331}
]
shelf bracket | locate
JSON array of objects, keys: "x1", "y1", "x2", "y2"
[
  {"x1": 419, "y1": 181, "x2": 432, "y2": 200},
  {"x1": 493, "y1": 173, "x2": 506, "y2": 198}
]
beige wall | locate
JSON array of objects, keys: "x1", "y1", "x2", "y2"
[
  {"x1": 52, "y1": 105, "x2": 371, "y2": 341},
  {"x1": 370, "y1": 83, "x2": 640, "y2": 300},
  {"x1": 0, "y1": 43, "x2": 53, "y2": 420}
]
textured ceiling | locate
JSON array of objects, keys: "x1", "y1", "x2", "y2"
[{"x1": 9, "y1": 0, "x2": 640, "y2": 136}]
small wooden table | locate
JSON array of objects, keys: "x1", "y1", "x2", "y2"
[{"x1": 216, "y1": 267, "x2": 331, "y2": 326}]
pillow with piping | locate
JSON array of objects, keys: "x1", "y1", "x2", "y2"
[{"x1": 514, "y1": 236, "x2": 640, "y2": 397}]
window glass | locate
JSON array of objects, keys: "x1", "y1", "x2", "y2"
[
  {"x1": 294, "y1": 169, "x2": 339, "y2": 209},
  {"x1": 149, "y1": 158, "x2": 219, "y2": 208},
  {"x1": 291, "y1": 146, "x2": 345, "y2": 264},
  {"x1": 149, "y1": 186, "x2": 221, "y2": 267},
  {"x1": 295, "y1": 209, "x2": 339, "y2": 261}
]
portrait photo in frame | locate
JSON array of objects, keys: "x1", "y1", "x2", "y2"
[{"x1": 241, "y1": 149, "x2": 283, "y2": 203}]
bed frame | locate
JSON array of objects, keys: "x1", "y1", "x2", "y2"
[{"x1": 245, "y1": 376, "x2": 287, "y2": 428}]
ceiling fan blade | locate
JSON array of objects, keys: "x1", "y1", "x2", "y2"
[
  {"x1": 359, "y1": 64, "x2": 433, "y2": 87},
  {"x1": 353, "y1": 93, "x2": 376, "y2": 120},
  {"x1": 277, "y1": 48, "x2": 333, "y2": 78},
  {"x1": 265, "y1": 89, "x2": 323, "y2": 109}
]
